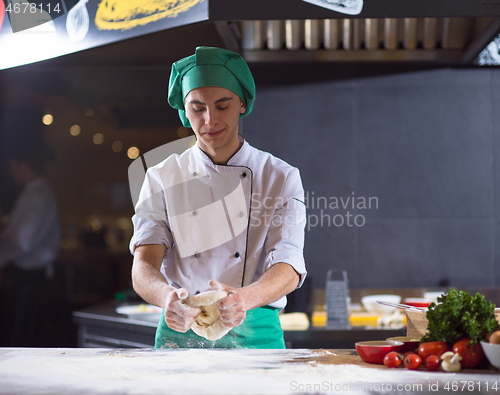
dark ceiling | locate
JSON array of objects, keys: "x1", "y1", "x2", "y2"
[
  {"x1": 1, "y1": 10, "x2": 499, "y2": 130},
  {"x1": 0, "y1": 21, "x2": 228, "y2": 129},
  {"x1": 0, "y1": 21, "x2": 431, "y2": 129}
]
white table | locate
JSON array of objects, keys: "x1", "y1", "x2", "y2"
[{"x1": 0, "y1": 348, "x2": 498, "y2": 394}]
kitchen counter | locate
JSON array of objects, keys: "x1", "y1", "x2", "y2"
[
  {"x1": 73, "y1": 302, "x2": 407, "y2": 349},
  {"x1": 0, "y1": 347, "x2": 498, "y2": 394},
  {"x1": 73, "y1": 287, "x2": 500, "y2": 349}
]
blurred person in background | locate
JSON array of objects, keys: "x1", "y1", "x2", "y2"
[{"x1": 0, "y1": 149, "x2": 60, "y2": 346}]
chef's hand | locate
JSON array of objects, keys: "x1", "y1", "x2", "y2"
[
  {"x1": 163, "y1": 288, "x2": 200, "y2": 333},
  {"x1": 209, "y1": 280, "x2": 247, "y2": 328}
]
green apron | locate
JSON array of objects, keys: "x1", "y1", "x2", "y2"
[{"x1": 155, "y1": 306, "x2": 285, "y2": 349}]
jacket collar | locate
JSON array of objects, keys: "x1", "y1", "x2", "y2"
[{"x1": 194, "y1": 134, "x2": 249, "y2": 166}]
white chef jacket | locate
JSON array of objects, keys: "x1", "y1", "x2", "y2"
[
  {"x1": 130, "y1": 136, "x2": 307, "y2": 309},
  {"x1": 0, "y1": 177, "x2": 60, "y2": 278}
]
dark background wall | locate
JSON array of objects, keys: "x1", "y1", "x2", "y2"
[
  {"x1": 244, "y1": 67, "x2": 500, "y2": 291},
  {"x1": 2, "y1": 64, "x2": 499, "y2": 345}
]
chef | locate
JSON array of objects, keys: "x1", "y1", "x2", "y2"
[{"x1": 130, "y1": 47, "x2": 307, "y2": 348}]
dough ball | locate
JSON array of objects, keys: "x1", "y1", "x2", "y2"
[
  {"x1": 184, "y1": 290, "x2": 231, "y2": 341},
  {"x1": 184, "y1": 290, "x2": 227, "y2": 308}
]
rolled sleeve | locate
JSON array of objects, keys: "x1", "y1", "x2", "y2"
[
  {"x1": 263, "y1": 168, "x2": 307, "y2": 288},
  {"x1": 129, "y1": 216, "x2": 173, "y2": 255},
  {"x1": 129, "y1": 168, "x2": 173, "y2": 254}
]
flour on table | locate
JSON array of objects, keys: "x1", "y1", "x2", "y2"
[{"x1": 1, "y1": 349, "x2": 497, "y2": 395}]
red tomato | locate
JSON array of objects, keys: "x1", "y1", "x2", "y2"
[
  {"x1": 452, "y1": 338, "x2": 484, "y2": 369},
  {"x1": 403, "y1": 351, "x2": 416, "y2": 360},
  {"x1": 424, "y1": 355, "x2": 441, "y2": 371},
  {"x1": 404, "y1": 353, "x2": 422, "y2": 370},
  {"x1": 418, "y1": 341, "x2": 450, "y2": 360},
  {"x1": 384, "y1": 352, "x2": 402, "y2": 368}
]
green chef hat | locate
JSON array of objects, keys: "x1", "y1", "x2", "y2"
[{"x1": 167, "y1": 46, "x2": 256, "y2": 128}]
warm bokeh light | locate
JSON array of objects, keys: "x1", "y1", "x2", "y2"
[
  {"x1": 70, "y1": 125, "x2": 81, "y2": 136},
  {"x1": 93, "y1": 133, "x2": 104, "y2": 145},
  {"x1": 90, "y1": 218, "x2": 103, "y2": 233},
  {"x1": 42, "y1": 114, "x2": 53, "y2": 125},
  {"x1": 84, "y1": 108, "x2": 95, "y2": 117},
  {"x1": 112, "y1": 141, "x2": 123, "y2": 153},
  {"x1": 116, "y1": 218, "x2": 132, "y2": 230},
  {"x1": 127, "y1": 147, "x2": 140, "y2": 159}
]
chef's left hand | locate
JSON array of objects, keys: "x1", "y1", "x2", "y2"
[{"x1": 209, "y1": 280, "x2": 246, "y2": 328}]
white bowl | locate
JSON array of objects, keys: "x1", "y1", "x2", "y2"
[
  {"x1": 481, "y1": 341, "x2": 500, "y2": 369},
  {"x1": 116, "y1": 304, "x2": 162, "y2": 322},
  {"x1": 361, "y1": 294, "x2": 402, "y2": 315},
  {"x1": 423, "y1": 291, "x2": 446, "y2": 304}
]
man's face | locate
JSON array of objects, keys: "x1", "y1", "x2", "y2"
[{"x1": 184, "y1": 86, "x2": 245, "y2": 157}]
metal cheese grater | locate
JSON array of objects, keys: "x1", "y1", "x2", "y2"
[{"x1": 325, "y1": 269, "x2": 350, "y2": 329}]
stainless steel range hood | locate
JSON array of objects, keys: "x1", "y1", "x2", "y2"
[
  {"x1": 207, "y1": 0, "x2": 500, "y2": 66},
  {"x1": 237, "y1": 17, "x2": 500, "y2": 65}
]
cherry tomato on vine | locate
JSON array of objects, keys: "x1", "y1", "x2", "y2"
[
  {"x1": 383, "y1": 352, "x2": 402, "y2": 368},
  {"x1": 404, "y1": 353, "x2": 422, "y2": 370},
  {"x1": 424, "y1": 355, "x2": 441, "y2": 371}
]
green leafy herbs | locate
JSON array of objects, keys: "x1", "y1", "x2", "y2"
[{"x1": 421, "y1": 289, "x2": 498, "y2": 345}]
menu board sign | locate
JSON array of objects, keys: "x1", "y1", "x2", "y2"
[{"x1": 0, "y1": 0, "x2": 208, "y2": 70}]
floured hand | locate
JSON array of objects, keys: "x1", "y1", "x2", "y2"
[
  {"x1": 209, "y1": 280, "x2": 247, "y2": 328},
  {"x1": 164, "y1": 288, "x2": 200, "y2": 333}
]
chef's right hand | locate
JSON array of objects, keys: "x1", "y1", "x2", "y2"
[{"x1": 163, "y1": 288, "x2": 200, "y2": 333}]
